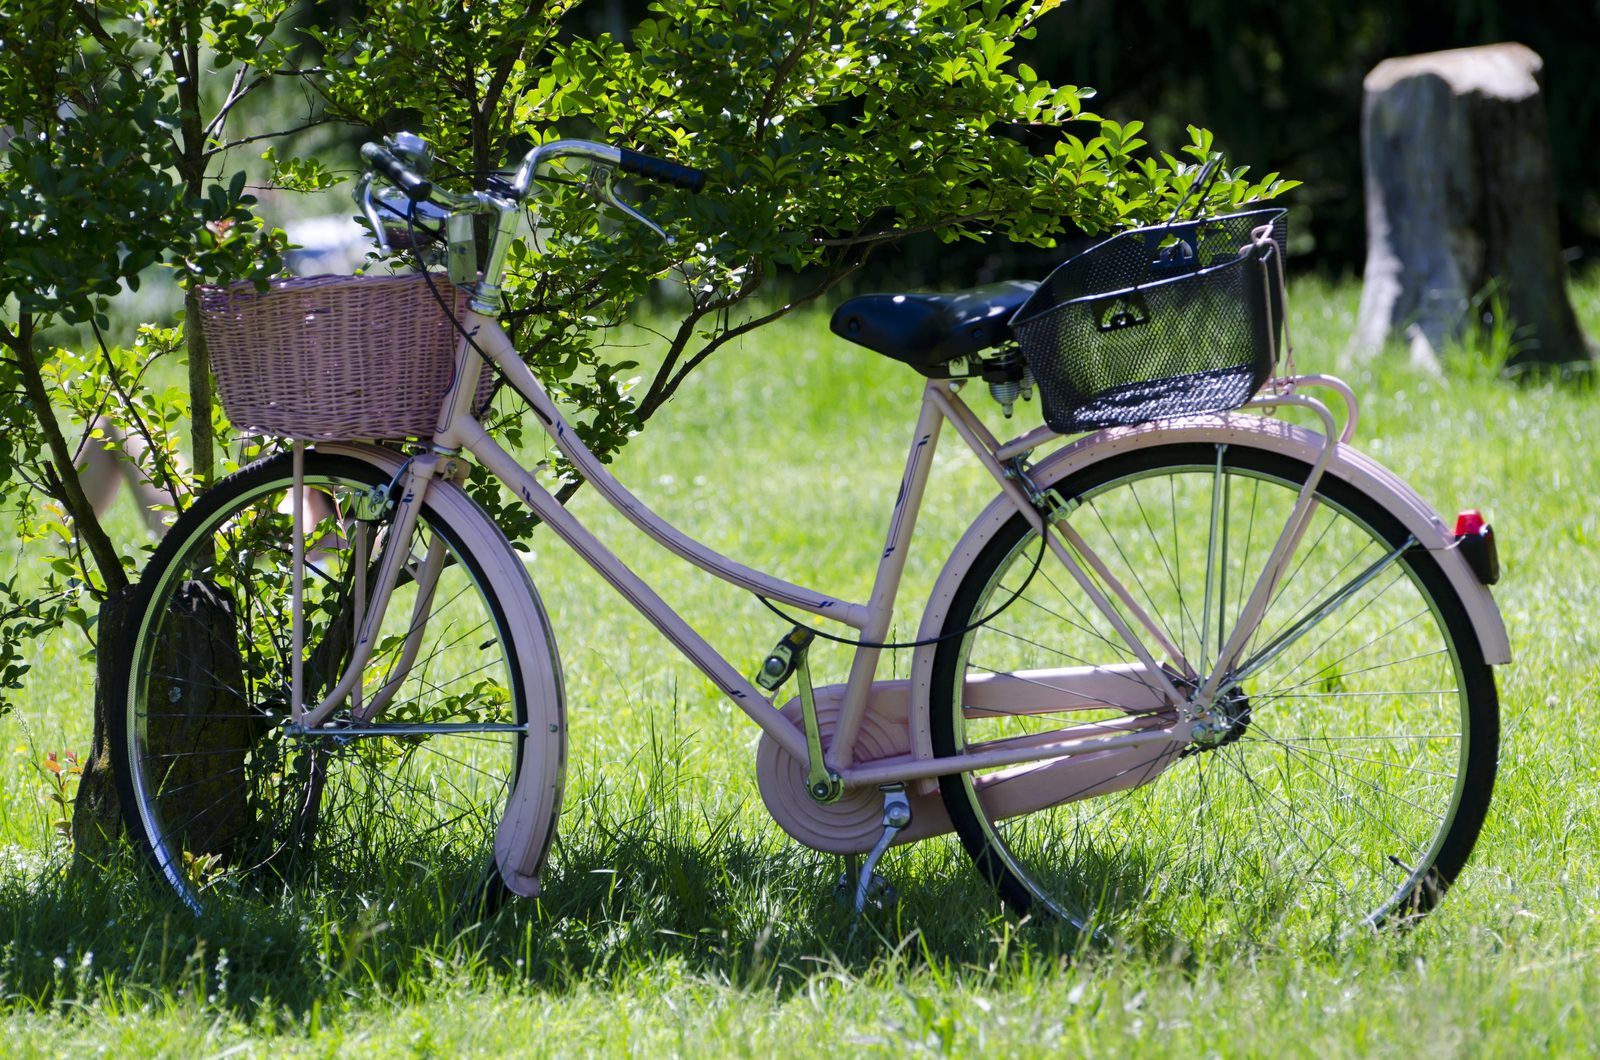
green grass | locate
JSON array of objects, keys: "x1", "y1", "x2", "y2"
[{"x1": 1, "y1": 274, "x2": 1598, "y2": 1055}]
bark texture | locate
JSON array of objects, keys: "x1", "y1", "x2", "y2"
[
  {"x1": 72, "y1": 581, "x2": 253, "y2": 871},
  {"x1": 1354, "y1": 42, "x2": 1592, "y2": 368},
  {"x1": 70, "y1": 586, "x2": 136, "y2": 868}
]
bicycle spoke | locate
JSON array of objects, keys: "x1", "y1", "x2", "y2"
[
  {"x1": 1261, "y1": 643, "x2": 1450, "y2": 701},
  {"x1": 1231, "y1": 537, "x2": 1417, "y2": 685},
  {"x1": 124, "y1": 456, "x2": 532, "y2": 914},
  {"x1": 1245, "y1": 722, "x2": 1444, "y2": 854},
  {"x1": 1083, "y1": 499, "x2": 1188, "y2": 663},
  {"x1": 935, "y1": 444, "x2": 1492, "y2": 936},
  {"x1": 1214, "y1": 742, "x2": 1368, "y2": 909}
]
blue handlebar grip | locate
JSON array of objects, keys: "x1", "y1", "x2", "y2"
[{"x1": 618, "y1": 148, "x2": 706, "y2": 193}]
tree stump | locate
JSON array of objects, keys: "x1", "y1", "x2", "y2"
[{"x1": 1353, "y1": 43, "x2": 1592, "y2": 370}]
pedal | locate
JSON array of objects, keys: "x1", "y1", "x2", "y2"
[
  {"x1": 851, "y1": 785, "x2": 911, "y2": 913},
  {"x1": 755, "y1": 626, "x2": 814, "y2": 692}
]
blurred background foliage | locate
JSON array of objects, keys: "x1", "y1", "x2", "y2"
[
  {"x1": 1022, "y1": 0, "x2": 1600, "y2": 275},
  {"x1": 282, "y1": 0, "x2": 1600, "y2": 286},
  {"x1": 898, "y1": 0, "x2": 1600, "y2": 285}
]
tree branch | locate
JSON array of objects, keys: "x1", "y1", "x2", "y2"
[
  {"x1": 198, "y1": 3, "x2": 310, "y2": 145},
  {"x1": 12, "y1": 316, "x2": 128, "y2": 595},
  {"x1": 633, "y1": 261, "x2": 763, "y2": 417},
  {"x1": 70, "y1": 3, "x2": 120, "y2": 54},
  {"x1": 90, "y1": 320, "x2": 189, "y2": 506},
  {"x1": 203, "y1": 65, "x2": 254, "y2": 142},
  {"x1": 647, "y1": 260, "x2": 863, "y2": 420},
  {"x1": 480, "y1": 2, "x2": 546, "y2": 123},
  {"x1": 753, "y1": 0, "x2": 818, "y2": 144},
  {"x1": 164, "y1": 5, "x2": 204, "y2": 189},
  {"x1": 214, "y1": 117, "x2": 339, "y2": 153},
  {"x1": 551, "y1": 478, "x2": 584, "y2": 507}
]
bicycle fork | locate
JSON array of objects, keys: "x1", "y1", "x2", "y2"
[{"x1": 291, "y1": 447, "x2": 456, "y2": 731}]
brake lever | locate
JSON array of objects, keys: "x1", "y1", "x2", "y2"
[
  {"x1": 355, "y1": 173, "x2": 393, "y2": 255},
  {"x1": 588, "y1": 166, "x2": 674, "y2": 245}
]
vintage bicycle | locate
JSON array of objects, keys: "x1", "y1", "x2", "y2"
[{"x1": 109, "y1": 135, "x2": 1505, "y2": 935}]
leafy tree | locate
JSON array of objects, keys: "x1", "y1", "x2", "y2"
[
  {"x1": 0, "y1": 1, "x2": 289, "y2": 718},
  {"x1": 305, "y1": 0, "x2": 1292, "y2": 533},
  {"x1": 1, "y1": 0, "x2": 299, "y2": 846},
  {"x1": 1, "y1": 0, "x2": 1291, "y2": 843}
]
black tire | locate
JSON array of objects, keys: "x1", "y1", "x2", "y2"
[
  {"x1": 111, "y1": 452, "x2": 533, "y2": 915},
  {"x1": 930, "y1": 442, "x2": 1498, "y2": 937}
]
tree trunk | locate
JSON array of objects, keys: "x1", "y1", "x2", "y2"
[
  {"x1": 185, "y1": 286, "x2": 217, "y2": 486},
  {"x1": 70, "y1": 586, "x2": 137, "y2": 868},
  {"x1": 1353, "y1": 42, "x2": 1592, "y2": 370},
  {"x1": 71, "y1": 581, "x2": 252, "y2": 872}
]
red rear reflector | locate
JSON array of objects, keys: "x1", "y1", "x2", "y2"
[{"x1": 1453, "y1": 509, "x2": 1500, "y2": 585}]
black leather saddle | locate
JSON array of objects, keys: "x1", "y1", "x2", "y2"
[{"x1": 829, "y1": 281, "x2": 1039, "y2": 376}]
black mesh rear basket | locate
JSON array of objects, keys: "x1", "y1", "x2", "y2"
[{"x1": 1010, "y1": 209, "x2": 1287, "y2": 434}]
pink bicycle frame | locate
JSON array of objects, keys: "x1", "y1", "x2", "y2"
[{"x1": 286, "y1": 307, "x2": 1510, "y2": 872}]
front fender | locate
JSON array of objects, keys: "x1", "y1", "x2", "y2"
[{"x1": 317, "y1": 442, "x2": 567, "y2": 897}]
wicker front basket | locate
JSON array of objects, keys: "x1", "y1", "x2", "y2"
[{"x1": 197, "y1": 273, "x2": 495, "y2": 441}]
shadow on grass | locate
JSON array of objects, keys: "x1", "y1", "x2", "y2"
[
  {"x1": 0, "y1": 805, "x2": 1134, "y2": 1024},
  {"x1": 0, "y1": 726, "x2": 1187, "y2": 1023}
]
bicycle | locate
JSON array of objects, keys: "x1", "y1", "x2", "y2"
[{"x1": 109, "y1": 134, "x2": 1506, "y2": 937}]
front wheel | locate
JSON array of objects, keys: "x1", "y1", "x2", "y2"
[
  {"x1": 930, "y1": 442, "x2": 1498, "y2": 939},
  {"x1": 111, "y1": 451, "x2": 557, "y2": 915}
]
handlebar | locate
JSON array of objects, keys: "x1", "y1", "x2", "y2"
[
  {"x1": 618, "y1": 148, "x2": 706, "y2": 192},
  {"x1": 502, "y1": 138, "x2": 706, "y2": 198},
  {"x1": 361, "y1": 135, "x2": 705, "y2": 206},
  {"x1": 356, "y1": 133, "x2": 706, "y2": 312}
]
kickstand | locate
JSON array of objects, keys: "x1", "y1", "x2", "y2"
[{"x1": 851, "y1": 785, "x2": 910, "y2": 913}]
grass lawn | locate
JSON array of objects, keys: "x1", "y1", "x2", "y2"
[{"x1": 0, "y1": 274, "x2": 1597, "y2": 1056}]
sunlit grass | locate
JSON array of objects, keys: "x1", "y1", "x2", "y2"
[{"x1": 0, "y1": 273, "x2": 1596, "y2": 1053}]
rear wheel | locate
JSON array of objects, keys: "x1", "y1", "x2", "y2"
[
  {"x1": 930, "y1": 442, "x2": 1498, "y2": 937},
  {"x1": 112, "y1": 451, "x2": 538, "y2": 915}
]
